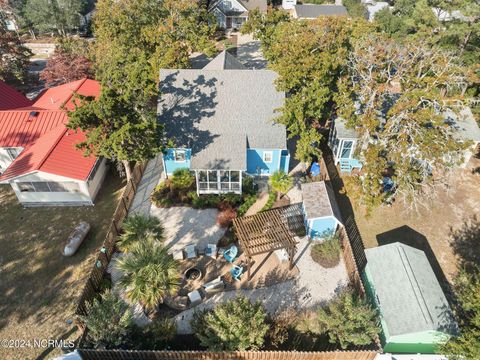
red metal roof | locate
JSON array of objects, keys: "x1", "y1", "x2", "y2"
[
  {"x1": 0, "y1": 78, "x2": 101, "y2": 181},
  {"x1": 31, "y1": 78, "x2": 100, "y2": 110},
  {"x1": 0, "y1": 110, "x2": 68, "y2": 147},
  {"x1": 0, "y1": 81, "x2": 33, "y2": 110},
  {"x1": 0, "y1": 127, "x2": 97, "y2": 181}
]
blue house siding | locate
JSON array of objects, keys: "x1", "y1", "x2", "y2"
[
  {"x1": 308, "y1": 217, "x2": 337, "y2": 239},
  {"x1": 163, "y1": 148, "x2": 191, "y2": 175},
  {"x1": 280, "y1": 150, "x2": 290, "y2": 173},
  {"x1": 246, "y1": 149, "x2": 284, "y2": 175}
]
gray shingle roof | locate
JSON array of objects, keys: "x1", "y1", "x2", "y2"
[
  {"x1": 301, "y1": 181, "x2": 342, "y2": 222},
  {"x1": 239, "y1": 0, "x2": 267, "y2": 12},
  {"x1": 365, "y1": 243, "x2": 459, "y2": 337},
  {"x1": 158, "y1": 54, "x2": 286, "y2": 170},
  {"x1": 203, "y1": 50, "x2": 246, "y2": 70},
  {"x1": 294, "y1": 4, "x2": 348, "y2": 18},
  {"x1": 335, "y1": 117, "x2": 359, "y2": 139},
  {"x1": 444, "y1": 107, "x2": 480, "y2": 143}
]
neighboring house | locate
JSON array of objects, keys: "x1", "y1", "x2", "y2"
[
  {"x1": 301, "y1": 181, "x2": 342, "y2": 239},
  {"x1": 158, "y1": 50, "x2": 290, "y2": 195},
  {"x1": 291, "y1": 4, "x2": 348, "y2": 19},
  {"x1": 363, "y1": 1, "x2": 390, "y2": 21},
  {"x1": 0, "y1": 80, "x2": 32, "y2": 110},
  {"x1": 0, "y1": 78, "x2": 107, "y2": 206},
  {"x1": 328, "y1": 107, "x2": 480, "y2": 173},
  {"x1": 363, "y1": 243, "x2": 459, "y2": 353},
  {"x1": 209, "y1": 0, "x2": 267, "y2": 29},
  {"x1": 282, "y1": 0, "x2": 297, "y2": 10},
  {"x1": 328, "y1": 117, "x2": 363, "y2": 173},
  {"x1": 444, "y1": 107, "x2": 480, "y2": 166}
]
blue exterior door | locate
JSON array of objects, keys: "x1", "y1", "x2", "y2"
[{"x1": 280, "y1": 150, "x2": 290, "y2": 173}]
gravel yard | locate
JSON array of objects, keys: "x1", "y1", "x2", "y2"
[{"x1": 150, "y1": 206, "x2": 226, "y2": 253}]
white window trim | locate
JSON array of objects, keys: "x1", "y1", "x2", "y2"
[
  {"x1": 174, "y1": 149, "x2": 187, "y2": 163},
  {"x1": 263, "y1": 151, "x2": 273, "y2": 163}
]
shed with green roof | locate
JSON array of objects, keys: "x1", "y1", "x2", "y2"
[{"x1": 362, "y1": 243, "x2": 459, "y2": 354}]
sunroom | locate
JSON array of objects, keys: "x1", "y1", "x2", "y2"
[{"x1": 195, "y1": 170, "x2": 242, "y2": 194}]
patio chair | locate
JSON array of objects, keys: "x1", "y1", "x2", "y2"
[
  {"x1": 205, "y1": 244, "x2": 217, "y2": 259},
  {"x1": 223, "y1": 245, "x2": 238, "y2": 263},
  {"x1": 184, "y1": 245, "x2": 197, "y2": 259},
  {"x1": 230, "y1": 265, "x2": 243, "y2": 281}
]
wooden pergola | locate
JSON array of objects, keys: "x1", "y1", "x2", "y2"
[{"x1": 232, "y1": 205, "x2": 304, "y2": 280}]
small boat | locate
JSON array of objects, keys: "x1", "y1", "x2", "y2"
[{"x1": 63, "y1": 221, "x2": 91, "y2": 256}]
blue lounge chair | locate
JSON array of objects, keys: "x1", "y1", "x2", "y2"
[
  {"x1": 223, "y1": 245, "x2": 238, "y2": 263},
  {"x1": 230, "y1": 265, "x2": 243, "y2": 281}
]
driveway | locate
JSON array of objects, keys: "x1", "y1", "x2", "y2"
[
  {"x1": 235, "y1": 33, "x2": 267, "y2": 69},
  {"x1": 129, "y1": 154, "x2": 164, "y2": 216}
]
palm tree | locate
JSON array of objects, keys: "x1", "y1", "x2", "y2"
[
  {"x1": 117, "y1": 237, "x2": 180, "y2": 313},
  {"x1": 118, "y1": 214, "x2": 164, "y2": 252},
  {"x1": 269, "y1": 171, "x2": 293, "y2": 199}
]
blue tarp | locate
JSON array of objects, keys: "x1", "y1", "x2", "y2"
[{"x1": 310, "y1": 162, "x2": 321, "y2": 177}]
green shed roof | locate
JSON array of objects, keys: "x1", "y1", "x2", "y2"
[{"x1": 365, "y1": 243, "x2": 458, "y2": 338}]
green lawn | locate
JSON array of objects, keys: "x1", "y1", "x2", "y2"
[{"x1": 0, "y1": 172, "x2": 125, "y2": 360}]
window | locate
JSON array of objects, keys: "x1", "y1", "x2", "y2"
[
  {"x1": 174, "y1": 150, "x2": 186, "y2": 163},
  {"x1": 196, "y1": 170, "x2": 241, "y2": 192},
  {"x1": 263, "y1": 151, "x2": 273, "y2": 163},
  {"x1": 18, "y1": 182, "x2": 35, "y2": 192},
  {"x1": 16, "y1": 181, "x2": 80, "y2": 193},
  {"x1": 340, "y1": 141, "x2": 353, "y2": 159},
  {"x1": 6, "y1": 148, "x2": 21, "y2": 161},
  {"x1": 87, "y1": 159, "x2": 102, "y2": 183},
  {"x1": 33, "y1": 182, "x2": 50, "y2": 192}
]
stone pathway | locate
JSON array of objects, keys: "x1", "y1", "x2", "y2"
[
  {"x1": 244, "y1": 192, "x2": 270, "y2": 216},
  {"x1": 129, "y1": 154, "x2": 164, "y2": 216}
]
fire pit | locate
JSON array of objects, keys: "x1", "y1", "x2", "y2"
[{"x1": 184, "y1": 267, "x2": 203, "y2": 281}]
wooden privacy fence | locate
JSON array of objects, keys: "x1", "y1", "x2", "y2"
[
  {"x1": 75, "y1": 163, "x2": 147, "y2": 318},
  {"x1": 339, "y1": 226, "x2": 366, "y2": 297},
  {"x1": 78, "y1": 350, "x2": 378, "y2": 360}
]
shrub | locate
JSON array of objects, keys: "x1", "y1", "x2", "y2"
[
  {"x1": 222, "y1": 193, "x2": 243, "y2": 207},
  {"x1": 171, "y1": 168, "x2": 195, "y2": 189},
  {"x1": 441, "y1": 268, "x2": 480, "y2": 359},
  {"x1": 261, "y1": 192, "x2": 276, "y2": 212},
  {"x1": 242, "y1": 176, "x2": 257, "y2": 196},
  {"x1": 268, "y1": 309, "x2": 297, "y2": 349},
  {"x1": 217, "y1": 207, "x2": 237, "y2": 227},
  {"x1": 192, "y1": 194, "x2": 221, "y2": 209},
  {"x1": 191, "y1": 296, "x2": 269, "y2": 351},
  {"x1": 310, "y1": 231, "x2": 341, "y2": 268},
  {"x1": 310, "y1": 291, "x2": 380, "y2": 349},
  {"x1": 133, "y1": 318, "x2": 176, "y2": 350},
  {"x1": 151, "y1": 181, "x2": 174, "y2": 207},
  {"x1": 81, "y1": 290, "x2": 133, "y2": 349},
  {"x1": 238, "y1": 194, "x2": 258, "y2": 216},
  {"x1": 118, "y1": 214, "x2": 164, "y2": 252}
]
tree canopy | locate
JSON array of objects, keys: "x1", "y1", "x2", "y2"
[
  {"x1": 191, "y1": 296, "x2": 270, "y2": 351},
  {"x1": 0, "y1": 26, "x2": 31, "y2": 85},
  {"x1": 67, "y1": 88, "x2": 164, "y2": 180},
  {"x1": 243, "y1": 14, "x2": 372, "y2": 163},
  {"x1": 336, "y1": 35, "x2": 469, "y2": 210},
  {"x1": 40, "y1": 38, "x2": 92, "y2": 85},
  {"x1": 93, "y1": 0, "x2": 216, "y2": 110}
]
